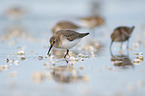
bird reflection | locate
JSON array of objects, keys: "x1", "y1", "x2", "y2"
[
  {"x1": 52, "y1": 49, "x2": 78, "y2": 59},
  {"x1": 110, "y1": 51, "x2": 133, "y2": 69},
  {"x1": 52, "y1": 65, "x2": 80, "y2": 83}
]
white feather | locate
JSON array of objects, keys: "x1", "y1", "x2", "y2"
[{"x1": 58, "y1": 38, "x2": 81, "y2": 49}]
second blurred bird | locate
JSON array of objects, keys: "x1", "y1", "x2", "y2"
[{"x1": 52, "y1": 21, "x2": 80, "y2": 34}]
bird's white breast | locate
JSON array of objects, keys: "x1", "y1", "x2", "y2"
[{"x1": 58, "y1": 38, "x2": 80, "y2": 49}]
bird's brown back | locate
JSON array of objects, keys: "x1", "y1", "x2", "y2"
[
  {"x1": 81, "y1": 16, "x2": 104, "y2": 26},
  {"x1": 52, "y1": 21, "x2": 80, "y2": 33},
  {"x1": 111, "y1": 26, "x2": 134, "y2": 42},
  {"x1": 55, "y1": 30, "x2": 89, "y2": 41},
  {"x1": 57, "y1": 21, "x2": 79, "y2": 29}
]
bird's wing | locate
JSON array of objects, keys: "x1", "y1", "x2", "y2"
[
  {"x1": 111, "y1": 29, "x2": 122, "y2": 41},
  {"x1": 56, "y1": 30, "x2": 80, "y2": 41}
]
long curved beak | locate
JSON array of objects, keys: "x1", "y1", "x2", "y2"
[{"x1": 47, "y1": 45, "x2": 53, "y2": 55}]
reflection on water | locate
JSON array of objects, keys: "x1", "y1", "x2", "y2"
[
  {"x1": 78, "y1": 39, "x2": 103, "y2": 57},
  {"x1": 111, "y1": 55, "x2": 133, "y2": 69},
  {"x1": 33, "y1": 64, "x2": 89, "y2": 83},
  {"x1": 52, "y1": 66, "x2": 81, "y2": 83},
  {"x1": 0, "y1": 0, "x2": 145, "y2": 96},
  {"x1": 110, "y1": 46, "x2": 133, "y2": 69},
  {"x1": 52, "y1": 49, "x2": 78, "y2": 59}
]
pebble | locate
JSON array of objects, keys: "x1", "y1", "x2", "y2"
[
  {"x1": 69, "y1": 56, "x2": 76, "y2": 61},
  {"x1": 56, "y1": 60, "x2": 58, "y2": 63},
  {"x1": 80, "y1": 59, "x2": 84, "y2": 62},
  {"x1": 17, "y1": 50, "x2": 25, "y2": 55},
  {"x1": 9, "y1": 60, "x2": 13, "y2": 65},
  {"x1": 133, "y1": 59, "x2": 140, "y2": 65},
  {"x1": 21, "y1": 56, "x2": 26, "y2": 61},
  {"x1": 78, "y1": 53, "x2": 89, "y2": 58},
  {"x1": 52, "y1": 64, "x2": 55, "y2": 66},
  {"x1": 30, "y1": 50, "x2": 34, "y2": 53},
  {"x1": 69, "y1": 51, "x2": 75, "y2": 57},
  {"x1": 75, "y1": 58, "x2": 79, "y2": 61},
  {"x1": 134, "y1": 52, "x2": 139, "y2": 56},
  {"x1": 5, "y1": 58, "x2": 9, "y2": 63},
  {"x1": 38, "y1": 56, "x2": 43, "y2": 60},
  {"x1": 78, "y1": 53, "x2": 84, "y2": 57},
  {"x1": 139, "y1": 52, "x2": 143, "y2": 55},
  {"x1": 0, "y1": 65, "x2": 9, "y2": 70},
  {"x1": 44, "y1": 61, "x2": 49, "y2": 66},
  {"x1": 14, "y1": 60, "x2": 19, "y2": 65},
  {"x1": 137, "y1": 56, "x2": 144, "y2": 62},
  {"x1": 49, "y1": 56, "x2": 54, "y2": 60}
]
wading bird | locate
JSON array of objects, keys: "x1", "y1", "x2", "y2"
[
  {"x1": 47, "y1": 30, "x2": 89, "y2": 58},
  {"x1": 110, "y1": 26, "x2": 135, "y2": 51}
]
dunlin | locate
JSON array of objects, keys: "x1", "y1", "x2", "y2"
[
  {"x1": 52, "y1": 21, "x2": 80, "y2": 33},
  {"x1": 47, "y1": 30, "x2": 89, "y2": 58},
  {"x1": 80, "y1": 15, "x2": 104, "y2": 29},
  {"x1": 110, "y1": 26, "x2": 135, "y2": 50}
]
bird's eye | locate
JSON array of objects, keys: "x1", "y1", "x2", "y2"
[{"x1": 53, "y1": 41, "x2": 55, "y2": 44}]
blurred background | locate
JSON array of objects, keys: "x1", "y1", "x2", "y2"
[{"x1": 0, "y1": 0, "x2": 145, "y2": 96}]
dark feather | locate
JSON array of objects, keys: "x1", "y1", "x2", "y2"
[{"x1": 55, "y1": 30, "x2": 89, "y2": 41}]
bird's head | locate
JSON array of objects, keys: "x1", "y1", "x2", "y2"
[
  {"x1": 50, "y1": 36, "x2": 56, "y2": 46},
  {"x1": 47, "y1": 36, "x2": 56, "y2": 56}
]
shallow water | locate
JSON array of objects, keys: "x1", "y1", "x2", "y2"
[{"x1": 0, "y1": 0, "x2": 145, "y2": 96}]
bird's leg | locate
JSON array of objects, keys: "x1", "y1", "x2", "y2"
[
  {"x1": 126, "y1": 40, "x2": 129, "y2": 50},
  {"x1": 110, "y1": 41, "x2": 113, "y2": 50},
  {"x1": 110, "y1": 41, "x2": 113, "y2": 56},
  {"x1": 120, "y1": 42, "x2": 123, "y2": 50},
  {"x1": 64, "y1": 49, "x2": 69, "y2": 58},
  {"x1": 65, "y1": 60, "x2": 69, "y2": 64}
]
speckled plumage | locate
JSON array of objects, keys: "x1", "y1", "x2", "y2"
[
  {"x1": 47, "y1": 30, "x2": 89, "y2": 58},
  {"x1": 55, "y1": 30, "x2": 89, "y2": 41}
]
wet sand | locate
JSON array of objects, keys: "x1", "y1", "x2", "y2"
[{"x1": 0, "y1": 0, "x2": 145, "y2": 96}]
